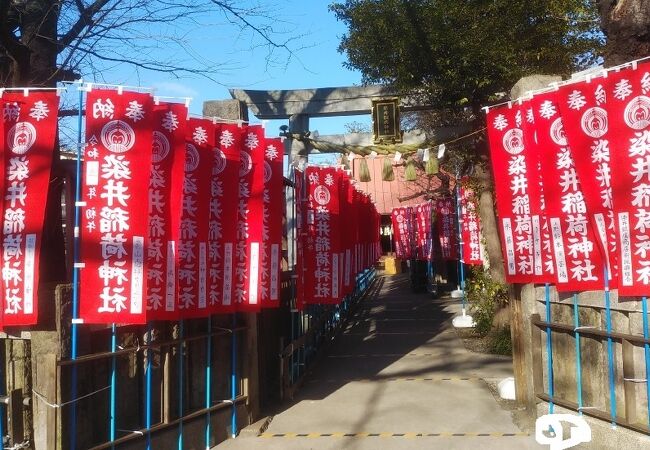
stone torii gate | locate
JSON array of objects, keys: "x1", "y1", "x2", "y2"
[{"x1": 202, "y1": 85, "x2": 453, "y2": 162}]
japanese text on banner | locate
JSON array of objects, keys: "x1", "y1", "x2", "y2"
[
  {"x1": 146, "y1": 102, "x2": 187, "y2": 320},
  {"x1": 1, "y1": 91, "x2": 58, "y2": 325},
  {"x1": 607, "y1": 64, "x2": 650, "y2": 295},
  {"x1": 531, "y1": 93, "x2": 605, "y2": 291},
  {"x1": 557, "y1": 80, "x2": 618, "y2": 286},
  {"x1": 486, "y1": 105, "x2": 547, "y2": 284},
  {"x1": 80, "y1": 90, "x2": 152, "y2": 324}
]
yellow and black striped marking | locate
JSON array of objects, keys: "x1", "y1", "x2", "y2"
[
  {"x1": 260, "y1": 432, "x2": 529, "y2": 438},
  {"x1": 307, "y1": 376, "x2": 481, "y2": 383},
  {"x1": 328, "y1": 353, "x2": 451, "y2": 358}
]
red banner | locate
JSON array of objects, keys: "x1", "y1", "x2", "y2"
[
  {"x1": 80, "y1": 90, "x2": 152, "y2": 324},
  {"x1": 177, "y1": 118, "x2": 212, "y2": 317},
  {"x1": 233, "y1": 125, "x2": 264, "y2": 311},
  {"x1": 556, "y1": 79, "x2": 618, "y2": 287},
  {"x1": 530, "y1": 93, "x2": 605, "y2": 291},
  {"x1": 1, "y1": 91, "x2": 58, "y2": 325},
  {"x1": 261, "y1": 137, "x2": 284, "y2": 307},
  {"x1": 146, "y1": 102, "x2": 187, "y2": 321},
  {"x1": 295, "y1": 168, "x2": 306, "y2": 309},
  {"x1": 304, "y1": 167, "x2": 342, "y2": 304},
  {"x1": 210, "y1": 123, "x2": 241, "y2": 312},
  {"x1": 459, "y1": 185, "x2": 483, "y2": 266},
  {"x1": 415, "y1": 202, "x2": 433, "y2": 261},
  {"x1": 487, "y1": 104, "x2": 549, "y2": 284},
  {"x1": 435, "y1": 198, "x2": 457, "y2": 261},
  {"x1": 391, "y1": 206, "x2": 411, "y2": 259},
  {"x1": 520, "y1": 105, "x2": 556, "y2": 279},
  {"x1": 606, "y1": 64, "x2": 650, "y2": 295},
  {"x1": 340, "y1": 175, "x2": 354, "y2": 294},
  {"x1": 348, "y1": 184, "x2": 361, "y2": 274}
]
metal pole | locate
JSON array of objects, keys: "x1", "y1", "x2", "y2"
[
  {"x1": 145, "y1": 322, "x2": 153, "y2": 450},
  {"x1": 205, "y1": 316, "x2": 212, "y2": 449},
  {"x1": 604, "y1": 270, "x2": 617, "y2": 427},
  {"x1": 540, "y1": 283, "x2": 555, "y2": 438},
  {"x1": 177, "y1": 320, "x2": 184, "y2": 450},
  {"x1": 573, "y1": 293, "x2": 584, "y2": 414},
  {"x1": 642, "y1": 297, "x2": 650, "y2": 430},
  {"x1": 110, "y1": 324, "x2": 117, "y2": 448},
  {"x1": 230, "y1": 313, "x2": 237, "y2": 438},
  {"x1": 70, "y1": 82, "x2": 84, "y2": 450}
]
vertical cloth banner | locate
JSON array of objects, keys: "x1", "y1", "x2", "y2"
[
  {"x1": 486, "y1": 104, "x2": 547, "y2": 284},
  {"x1": 235, "y1": 125, "x2": 264, "y2": 312},
  {"x1": 178, "y1": 118, "x2": 212, "y2": 317},
  {"x1": 80, "y1": 89, "x2": 152, "y2": 324},
  {"x1": 391, "y1": 207, "x2": 409, "y2": 259},
  {"x1": 340, "y1": 174, "x2": 353, "y2": 295},
  {"x1": 1, "y1": 91, "x2": 58, "y2": 325},
  {"x1": 304, "y1": 167, "x2": 342, "y2": 304},
  {"x1": 459, "y1": 185, "x2": 484, "y2": 266},
  {"x1": 206, "y1": 122, "x2": 237, "y2": 313},
  {"x1": 530, "y1": 93, "x2": 605, "y2": 291},
  {"x1": 146, "y1": 101, "x2": 187, "y2": 320},
  {"x1": 415, "y1": 202, "x2": 433, "y2": 261},
  {"x1": 607, "y1": 64, "x2": 650, "y2": 296},
  {"x1": 261, "y1": 137, "x2": 284, "y2": 307},
  {"x1": 295, "y1": 169, "x2": 306, "y2": 310},
  {"x1": 521, "y1": 105, "x2": 556, "y2": 279},
  {"x1": 435, "y1": 198, "x2": 457, "y2": 261},
  {"x1": 557, "y1": 79, "x2": 618, "y2": 287},
  {"x1": 212, "y1": 123, "x2": 241, "y2": 312}
]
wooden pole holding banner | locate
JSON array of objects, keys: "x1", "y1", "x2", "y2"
[{"x1": 509, "y1": 284, "x2": 530, "y2": 408}]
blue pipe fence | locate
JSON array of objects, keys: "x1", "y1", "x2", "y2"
[
  {"x1": 48, "y1": 267, "x2": 379, "y2": 449},
  {"x1": 280, "y1": 268, "x2": 378, "y2": 401},
  {"x1": 0, "y1": 159, "x2": 382, "y2": 450},
  {"x1": 532, "y1": 289, "x2": 650, "y2": 436}
]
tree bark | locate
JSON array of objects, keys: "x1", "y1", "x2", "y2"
[
  {"x1": 598, "y1": 0, "x2": 650, "y2": 66},
  {"x1": 2, "y1": 1, "x2": 68, "y2": 285},
  {"x1": 475, "y1": 164, "x2": 506, "y2": 284}
]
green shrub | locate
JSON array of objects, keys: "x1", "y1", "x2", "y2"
[
  {"x1": 489, "y1": 326, "x2": 512, "y2": 355},
  {"x1": 465, "y1": 267, "x2": 509, "y2": 336}
]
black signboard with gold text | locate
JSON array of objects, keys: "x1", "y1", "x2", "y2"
[{"x1": 372, "y1": 97, "x2": 402, "y2": 144}]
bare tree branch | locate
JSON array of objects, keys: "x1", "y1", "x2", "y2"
[{"x1": 3, "y1": 0, "x2": 307, "y2": 86}]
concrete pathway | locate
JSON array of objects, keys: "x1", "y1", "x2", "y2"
[{"x1": 217, "y1": 273, "x2": 542, "y2": 449}]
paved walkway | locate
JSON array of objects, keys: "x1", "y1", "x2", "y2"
[{"x1": 217, "y1": 273, "x2": 542, "y2": 449}]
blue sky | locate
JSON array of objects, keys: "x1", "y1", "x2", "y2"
[{"x1": 118, "y1": 1, "x2": 371, "y2": 138}]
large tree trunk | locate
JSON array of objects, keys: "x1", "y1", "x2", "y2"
[
  {"x1": 475, "y1": 164, "x2": 506, "y2": 284},
  {"x1": 1, "y1": 1, "x2": 67, "y2": 284},
  {"x1": 469, "y1": 100, "x2": 507, "y2": 285},
  {"x1": 599, "y1": 0, "x2": 650, "y2": 66}
]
